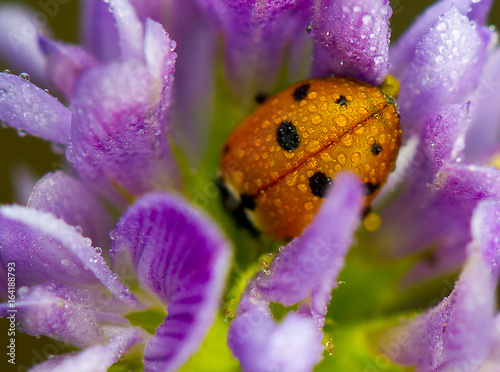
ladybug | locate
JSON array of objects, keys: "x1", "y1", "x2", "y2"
[{"x1": 218, "y1": 76, "x2": 401, "y2": 241}]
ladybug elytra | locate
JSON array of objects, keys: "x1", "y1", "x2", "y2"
[{"x1": 219, "y1": 76, "x2": 401, "y2": 241}]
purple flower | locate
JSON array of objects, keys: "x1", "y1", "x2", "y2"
[
  {"x1": 1, "y1": 1, "x2": 230, "y2": 371},
  {"x1": 0, "y1": 0, "x2": 500, "y2": 371}
]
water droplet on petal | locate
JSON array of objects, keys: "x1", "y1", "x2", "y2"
[
  {"x1": 65, "y1": 145, "x2": 76, "y2": 163},
  {"x1": 0, "y1": 88, "x2": 7, "y2": 101},
  {"x1": 61, "y1": 258, "x2": 70, "y2": 266},
  {"x1": 18, "y1": 286, "x2": 30, "y2": 296},
  {"x1": 19, "y1": 72, "x2": 30, "y2": 81},
  {"x1": 94, "y1": 247, "x2": 102, "y2": 255}
]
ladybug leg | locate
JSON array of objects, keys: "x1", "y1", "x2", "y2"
[{"x1": 215, "y1": 177, "x2": 261, "y2": 237}]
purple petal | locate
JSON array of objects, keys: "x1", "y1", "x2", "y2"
[
  {"x1": 0, "y1": 205, "x2": 137, "y2": 306},
  {"x1": 29, "y1": 326, "x2": 145, "y2": 372},
  {"x1": 398, "y1": 7, "x2": 491, "y2": 136},
  {"x1": 391, "y1": 200, "x2": 500, "y2": 370},
  {"x1": 27, "y1": 171, "x2": 114, "y2": 249},
  {"x1": 129, "y1": 0, "x2": 162, "y2": 22},
  {"x1": 0, "y1": 73, "x2": 71, "y2": 144},
  {"x1": 312, "y1": 0, "x2": 392, "y2": 85},
  {"x1": 80, "y1": 0, "x2": 120, "y2": 61},
  {"x1": 0, "y1": 283, "x2": 129, "y2": 347},
  {"x1": 424, "y1": 103, "x2": 470, "y2": 173},
  {"x1": 256, "y1": 173, "x2": 363, "y2": 322},
  {"x1": 439, "y1": 163, "x2": 500, "y2": 203},
  {"x1": 198, "y1": 0, "x2": 312, "y2": 96},
  {"x1": 228, "y1": 294, "x2": 324, "y2": 372},
  {"x1": 465, "y1": 47, "x2": 500, "y2": 161},
  {"x1": 38, "y1": 36, "x2": 98, "y2": 100},
  {"x1": 390, "y1": 0, "x2": 493, "y2": 77},
  {"x1": 111, "y1": 193, "x2": 231, "y2": 372},
  {"x1": 69, "y1": 61, "x2": 179, "y2": 204},
  {"x1": 107, "y1": 0, "x2": 144, "y2": 59},
  {"x1": 143, "y1": 19, "x2": 177, "y2": 127},
  {"x1": 0, "y1": 5, "x2": 47, "y2": 83},
  {"x1": 374, "y1": 104, "x2": 473, "y2": 280},
  {"x1": 159, "y1": 0, "x2": 216, "y2": 164},
  {"x1": 80, "y1": 0, "x2": 143, "y2": 61},
  {"x1": 481, "y1": 315, "x2": 500, "y2": 370}
]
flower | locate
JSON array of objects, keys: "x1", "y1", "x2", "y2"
[{"x1": 0, "y1": 0, "x2": 500, "y2": 371}]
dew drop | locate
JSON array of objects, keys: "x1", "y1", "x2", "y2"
[
  {"x1": 74, "y1": 225, "x2": 83, "y2": 234},
  {"x1": 362, "y1": 14, "x2": 373, "y2": 25},
  {"x1": 3, "y1": 69, "x2": 11, "y2": 74},
  {"x1": 311, "y1": 114, "x2": 323, "y2": 125},
  {"x1": 65, "y1": 146, "x2": 76, "y2": 163},
  {"x1": 61, "y1": 258, "x2": 70, "y2": 266},
  {"x1": 18, "y1": 286, "x2": 30, "y2": 296},
  {"x1": 95, "y1": 247, "x2": 103, "y2": 255},
  {"x1": 335, "y1": 114, "x2": 348, "y2": 127},
  {"x1": 0, "y1": 88, "x2": 7, "y2": 101},
  {"x1": 19, "y1": 72, "x2": 30, "y2": 81}
]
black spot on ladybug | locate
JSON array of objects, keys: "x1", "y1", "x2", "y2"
[
  {"x1": 240, "y1": 193, "x2": 256, "y2": 211},
  {"x1": 255, "y1": 92, "x2": 269, "y2": 104},
  {"x1": 216, "y1": 178, "x2": 260, "y2": 237},
  {"x1": 277, "y1": 121, "x2": 300, "y2": 152},
  {"x1": 364, "y1": 182, "x2": 380, "y2": 195},
  {"x1": 336, "y1": 95, "x2": 349, "y2": 106},
  {"x1": 371, "y1": 143, "x2": 382, "y2": 156},
  {"x1": 293, "y1": 83, "x2": 310, "y2": 101},
  {"x1": 309, "y1": 172, "x2": 332, "y2": 198},
  {"x1": 223, "y1": 144, "x2": 230, "y2": 154}
]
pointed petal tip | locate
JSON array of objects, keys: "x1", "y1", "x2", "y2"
[{"x1": 0, "y1": 73, "x2": 71, "y2": 144}]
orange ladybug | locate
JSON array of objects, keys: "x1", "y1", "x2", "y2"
[{"x1": 218, "y1": 76, "x2": 401, "y2": 241}]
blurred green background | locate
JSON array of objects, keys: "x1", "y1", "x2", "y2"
[{"x1": 0, "y1": 0, "x2": 499, "y2": 370}]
